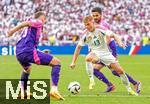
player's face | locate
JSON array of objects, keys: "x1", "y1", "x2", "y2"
[
  {"x1": 41, "y1": 15, "x2": 47, "y2": 24},
  {"x1": 92, "y1": 12, "x2": 101, "y2": 23},
  {"x1": 84, "y1": 21, "x2": 95, "y2": 32}
]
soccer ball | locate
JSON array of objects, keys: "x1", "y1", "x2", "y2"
[{"x1": 68, "y1": 81, "x2": 81, "y2": 94}]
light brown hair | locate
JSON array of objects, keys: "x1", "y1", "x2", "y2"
[
  {"x1": 83, "y1": 16, "x2": 93, "y2": 23},
  {"x1": 34, "y1": 11, "x2": 45, "y2": 19}
]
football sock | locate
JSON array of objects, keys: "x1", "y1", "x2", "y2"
[
  {"x1": 85, "y1": 62, "x2": 94, "y2": 80},
  {"x1": 112, "y1": 70, "x2": 120, "y2": 77},
  {"x1": 125, "y1": 73, "x2": 137, "y2": 85},
  {"x1": 120, "y1": 73, "x2": 132, "y2": 91},
  {"x1": 51, "y1": 65, "x2": 61, "y2": 86},
  {"x1": 21, "y1": 70, "x2": 30, "y2": 91},
  {"x1": 94, "y1": 69, "x2": 112, "y2": 86},
  {"x1": 112, "y1": 70, "x2": 137, "y2": 85},
  {"x1": 51, "y1": 86, "x2": 58, "y2": 92}
]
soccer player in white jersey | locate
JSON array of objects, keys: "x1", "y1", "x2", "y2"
[
  {"x1": 70, "y1": 16, "x2": 138, "y2": 96},
  {"x1": 85, "y1": 7, "x2": 115, "y2": 91},
  {"x1": 85, "y1": 7, "x2": 141, "y2": 93}
]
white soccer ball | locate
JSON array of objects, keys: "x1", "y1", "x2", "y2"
[{"x1": 68, "y1": 81, "x2": 81, "y2": 94}]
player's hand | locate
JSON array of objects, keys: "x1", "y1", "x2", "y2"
[
  {"x1": 120, "y1": 43, "x2": 126, "y2": 49},
  {"x1": 70, "y1": 62, "x2": 76, "y2": 69},
  {"x1": 6, "y1": 31, "x2": 13, "y2": 37}
]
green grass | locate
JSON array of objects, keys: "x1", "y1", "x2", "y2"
[{"x1": 0, "y1": 55, "x2": 150, "y2": 104}]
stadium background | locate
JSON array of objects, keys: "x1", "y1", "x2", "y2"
[
  {"x1": 0, "y1": 0, "x2": 150, "y2": 104},
  {"x1": 0, "y1": 0, "x2": 149, "y2": 47}
]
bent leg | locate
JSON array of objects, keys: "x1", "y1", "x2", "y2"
[
  {"x1": 85, "y1": 62, "x2": 94, "y2": 79},
  {"x1": 35, "y1": 51, "x2": 61, "y2": 87},
  {"x1": 49, "y1": 57, "x2": 61, "y2": 86},
  {"x1": 16, "y1": 54, "x2": 32, "y2": 92},
  {"x1": 85, "y1": 62, "x2": 95, "y2": 89},
  {"x1": 111, "y1": 70, "x2": 138, "y2": 85},
  {"x1": 110, "y1": 63, "x2": 138, "y2": 95},
  {"x1": 85, "y1": 52, "x2": 99, "y2": 64},
  {"x1": 93, "y1": 64, "x2": 115, "y2": 92},
  {"x1": 35, "y1": 51, "x2": 64, "y2": 100},
  {"x1": 110, "y1": 63, "x2": 130, "y2": 88}
]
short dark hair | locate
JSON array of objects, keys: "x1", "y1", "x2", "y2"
[
  {"x1": 34, "y1": 11, "x2": 45, "y2": 19},
  {"x1": 91, "y1": 7, "x2": 102, "y2": 15}
]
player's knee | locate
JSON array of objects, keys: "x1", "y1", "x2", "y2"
[
  {"x1": 116, "y1": 68, "x2": 124, "y2": 75},
  {"x1": 85, "y1": 57, "x2": 98, "y2": 64},
  {"x1": 49, "y1": 57, "x2": 61, "y2": 66},
  {"x1": 86, "y1": 53, "x2": 99, "y2": 64},
  {"x1": 56, "y1": 59, "x2": 61, "y2": 65},
  {"x1": 24, "y1": 67, "x2": 31, "y2": 73},
  {"x1": 91, "y1": 58, "x2": 99, "y2": 64},
  {"x1": 85, "y1": 52, "x2": 94, "y2": 62},
  {"x1": 54, "y1": 58, "x2": 61, "y2": 65},
  {"x1": 93, "y1": 64, "x2": 101, "y2": 70},
  {"x1": 85, "y1": 55, "x2": 92, "y2": 62}
]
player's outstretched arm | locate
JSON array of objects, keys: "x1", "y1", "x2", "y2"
[
  {"x1": 109, "y1": 32, "x2": 126, "y2": 49},
  {"x1": 70, "y1": 44, "x2": 82, "y2": 69},
  {"x1": 7, "y1": 21, "x2": 31, "y2": 37}
]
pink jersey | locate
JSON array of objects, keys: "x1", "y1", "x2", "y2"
[
  {"x1": 99, "y1": 19, "x2": 114, "y2": 41},
  {"x1": 98, "y1": 19, "x2": 110, "y2": 30},
  {"x1": 16, "y1": 19, "x2": 43, "y2": 55}
]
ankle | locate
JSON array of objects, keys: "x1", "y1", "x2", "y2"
[{"x1": 51, "y1": 85, "x2": 58, "y2": 92}]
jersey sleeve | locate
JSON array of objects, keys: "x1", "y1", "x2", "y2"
[
  {"x1": 103, "y1": 22, "x2": 110, "y2": 30},
  {"x1": 100, "y1": 19, "x2": 111, "y2": 30},
  {"x1": 105, "y1": 30, "x2": 114, "y2": 37},
  {"x1": 78, "y1": 35, "x2": 86, "y2": 46},
  {"x1": 29, "y1": 19, "x2": 43, "y2": 28}
]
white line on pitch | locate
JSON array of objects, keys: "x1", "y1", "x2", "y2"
[{"x1": 63, "y1": 94, "x2": 150, "y2": 98}]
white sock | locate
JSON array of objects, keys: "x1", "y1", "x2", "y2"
[
  {"x1": 120, "y1": 73, "x2": 132, "y2": 91},
  {"x1": 85, "y1": 62, "x2": 94, "y2": 81},
  {"x1": 51, "y1": 85, "x2": 58, "y2": 92}
]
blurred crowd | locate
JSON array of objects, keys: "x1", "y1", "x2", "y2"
[{"x1": 0, "y1": 0, "x2": 150, "y2": 46}]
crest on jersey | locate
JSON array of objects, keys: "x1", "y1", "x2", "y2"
[
  {"x1": 87, "y1": 35, "x2": 92, "y2": 42},
  {"x1": 98, "y1": 33, "x2": 103, "y2": 40}
]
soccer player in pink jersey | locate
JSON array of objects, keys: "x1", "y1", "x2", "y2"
[{"x1": 7, "y1": 11, "x2": 64, "y2": 100}]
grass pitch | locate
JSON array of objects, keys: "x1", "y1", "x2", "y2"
[{"x1": 0, "y1": 55, "x2": 150, "y2": 104}]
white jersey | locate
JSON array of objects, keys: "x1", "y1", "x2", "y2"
[
  {"x1": 78, "y1": 27, "x2": 117, "y2": 65},
  {"x1": 78, "y1": 27, "x2": 113, "y2": 54}
]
